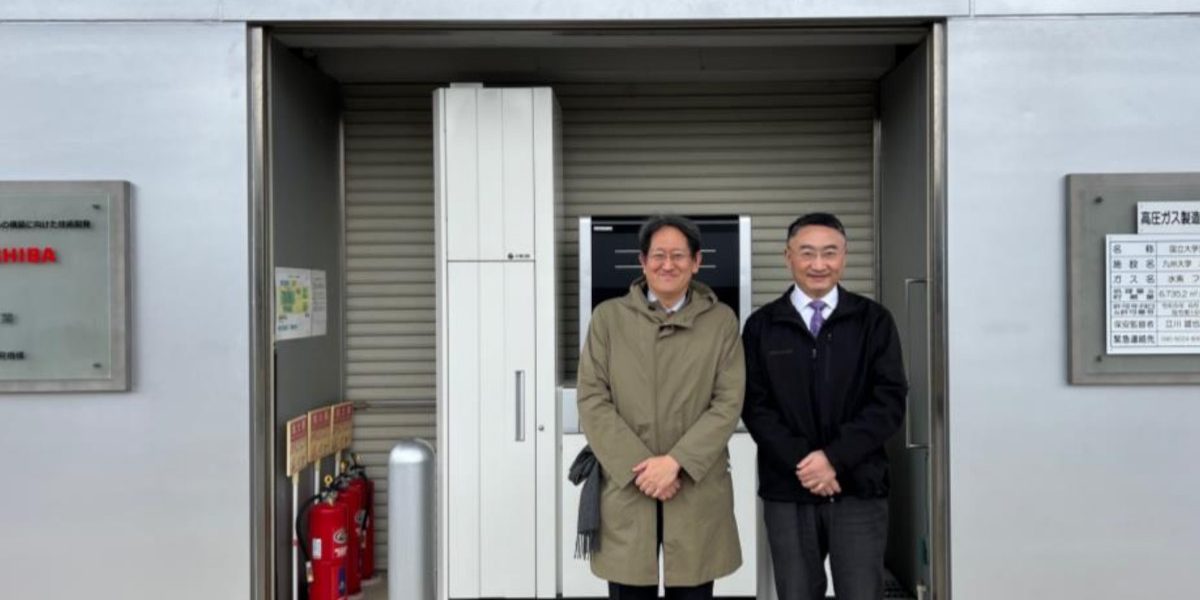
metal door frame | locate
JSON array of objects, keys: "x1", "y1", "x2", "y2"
[
  {"x1": 928, "y1": 21, "x2": 951, "y2": 600},
  {"x1": 249, "y1": 25, "x2": 274, "y2": 600},
  {"x1": 247, "y1": 21, "x2": 953, "y2": 600}
]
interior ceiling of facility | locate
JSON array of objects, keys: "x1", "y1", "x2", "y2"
[{"x1": 275, "y1": 27, "x2": 926, "y2": 83}]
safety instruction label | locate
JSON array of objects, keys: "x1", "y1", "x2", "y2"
[
  {"x1": 1106, "y1": 234, "x2": 1200, "y2": 354},
  {"x1": 332, "y1": 402, "x2": 354, "y2": 452},
  {"x1": 286, "y1": 415, "x2": 310, "y2": 476},
  {"x1": 308, "y1": 406, "x2": 333, "y2": 462}
]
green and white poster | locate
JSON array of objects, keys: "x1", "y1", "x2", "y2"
[{"x1": 275, "y1": 267, "x2": 326, "y2": 341}]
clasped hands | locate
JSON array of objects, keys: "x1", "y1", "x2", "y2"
[
  {"x1": 797, "y1": 450, "x2": 840, "y2": 497},
  {"x1": 631, "y1": 451, "x2": 838, "y2": 500},
  {"x1": 632, "y1": 455, "x2": 683, "y2": 501}
]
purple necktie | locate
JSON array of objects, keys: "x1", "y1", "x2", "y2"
[{"x1": 808, "y1": 300, "x2": 827, "y2": 336}]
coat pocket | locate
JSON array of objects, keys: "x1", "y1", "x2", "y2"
[{"x1": 848, "y1": 458, "x2": 889, "y2": 497}]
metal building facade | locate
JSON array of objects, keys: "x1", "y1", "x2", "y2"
[{"x1": 2, "y1": 3, "x2": 1200, "y2": 600}]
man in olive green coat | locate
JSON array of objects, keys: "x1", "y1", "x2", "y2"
[{"x1": 577, "y1": 215, "x2": 746, "y2": 600}]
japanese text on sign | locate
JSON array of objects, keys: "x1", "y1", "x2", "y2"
[
  {"x1": 308, "y1": 407, "x2": 333, "y2": 462},
  {"x1": 286, "y1": 415, "x2": 310, "y2": 477},
  {"x1": 1137, "y1": 201, "x2": 1200, "y2": 234},
  {"x1": 1106, "y1": 234, "x2": 1200, "y2": 354},
  {"x1": 332, "y1": 402, "x2": 354, "y2": 452}
]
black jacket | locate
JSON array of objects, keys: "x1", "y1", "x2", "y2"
[{"x1": 741, "y1": 286, "x2": 908, "y2": 503}]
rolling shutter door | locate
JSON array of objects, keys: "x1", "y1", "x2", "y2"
[
  {"x1": 343, "y1": 83, "x2": 439, "y2": 569},
  {"x1": 342, "y1": 79, "x2": 877, "y2": 564},
  {"x1": 556, "y1": 81, "x2": 877, "y2": 378}
]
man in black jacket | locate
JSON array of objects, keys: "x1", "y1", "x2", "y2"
[{"x1": 742, "y1": 213, "x2": 907, "y2": 600}]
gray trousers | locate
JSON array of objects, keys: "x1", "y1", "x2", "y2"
[{"x1": 763, "y1": 497, "x2": 889, "y2": 600}]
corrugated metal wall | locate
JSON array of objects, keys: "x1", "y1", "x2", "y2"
[
  {"x1": 341, "y1": 80, "x2": 877, "y2": 566},
  {"x1": 343, "y1": 84, "x2": 438, "y2": 569}
]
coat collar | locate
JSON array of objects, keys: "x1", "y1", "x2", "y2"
[{"x1": 618, "y1": 276, "x2": 719, "y2": 329}]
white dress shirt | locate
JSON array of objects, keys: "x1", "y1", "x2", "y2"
[
  {"x1": 790, "y1": 286, "x2": 838, "y2": 334},
  {"x1": 647, "y1": 288, "x2": 688, "y2": 314}
]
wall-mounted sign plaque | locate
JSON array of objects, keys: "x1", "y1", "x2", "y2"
[
  {"x1": 1105, "y1": 234, "x2": 1200, "y2": 354},
  {"x1": 0, "y1": 181, "x2": 130, "y2": 392},
  {"x1": 1067, "y1": 173, "x2": 1200, "y2": 384}
]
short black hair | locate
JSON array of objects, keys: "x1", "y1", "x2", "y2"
[
  {"x1": 786, "y1": 212, "x2": 846, "y2": 242},
  {"x1": 638, "y1": 214, "x2": 702, "y2": 256}
]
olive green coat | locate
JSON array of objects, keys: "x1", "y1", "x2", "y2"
[{"x1": 577, "y1": 278, "x2": 745, "y2": 587}]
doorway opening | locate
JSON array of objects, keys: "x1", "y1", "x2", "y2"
[{"x1": 251, "y1": 22, "x2": 949, "y2": 600}]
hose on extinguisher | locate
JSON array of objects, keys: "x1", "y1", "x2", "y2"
[
  {"x1": 295, "y1": 493, "x2": 322, "y2": 565},
  {"x1": 350, "y1": 455, "x2": 373, "y2": 542}
]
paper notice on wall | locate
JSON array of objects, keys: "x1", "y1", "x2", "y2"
[
  {"x1": 275, "y1": 267, "x2": 313, "y2": 341},
  {"x1": 332, "y1": 402, "x2": 354, "y2": 452},
  {"x1": 1105, "y1": 234, "x2": 1200, "y2": 354},
  {"x1": 311, "y1": 270, "x2": 328, "y2": 337},
  {"x1": 308, "y1": 406, "x2": 333, "y2": 462},
  {"x1": 286, "y1": 415, "x2": 310, "y2": 477}
]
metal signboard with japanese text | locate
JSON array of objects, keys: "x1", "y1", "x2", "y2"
[
  {"x1": 1068, "y1": 173, "x2": 1200, "y2": 384},
  {"x1": 0, "y1": 181, "x2": 130, "y2": 392},
  {"x1": 1106, "y1": 235, "x2": 1200, "y2": 354}
]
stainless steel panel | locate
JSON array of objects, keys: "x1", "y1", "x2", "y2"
[
  {"x1": 947, "y1": 16, "x2": 1200, "y2": 598},
  {"x1": 0, "y1": 0, "x2": 218, "y2": 19},
  {"x1": 975, "y1": 0, "x2": 1200, "y2": 15},
  {"x1": 249, "y1": 26, "x2": 274, "y2": 600},
  {"x1": 929, "y1": 23, "x2": 951, "y2": 600},
  {"x1": 0, "y1": 22, "x2": 251, "y2": 600},
  {"x1": 224, "y1": 0, "x2": 968, "y2": 21}
]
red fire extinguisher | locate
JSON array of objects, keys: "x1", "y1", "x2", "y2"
[
  {"x1": 297, "y1": 479, "x2": 349, "y2": 600},
  {"x1": 333, "y1": 469, "x2": 365, "y2": 596},
  {"x1": 347, "y1": 454, "x2": 377, "y2": 582}
]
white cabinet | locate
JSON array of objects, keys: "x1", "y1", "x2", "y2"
[
  {"x1": 560, "y1": 433, "x2": 608, "y2": 598},
  {"x1": 437, "y1": 86, "x2": 537, "y2": 262},
  {"x1": 721, "y1": 433, "x2": 759, "y2": 598},
  {"x1": 560, "y1": 432, "x2": 758, "y2": 598},
  {"x1": 437, "y1": 85, "x2": 560, "y2": 600},
  {"x1": 446, "y1": 262, "x2": 536, "y2": 598}
]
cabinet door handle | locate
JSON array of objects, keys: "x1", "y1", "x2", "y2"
[
  {"x1": 515, "y1": 370, "x2": 526, "y2": 442},
  {"x1": 904, "y1": 278, "x2": 930, "y2": 450}
]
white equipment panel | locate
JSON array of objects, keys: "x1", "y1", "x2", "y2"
[{"x1": 437, "y1": 85, "x2": 561, "y2": 599}]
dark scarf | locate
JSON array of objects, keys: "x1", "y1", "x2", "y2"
[{"x1": 567, "y1": 445, "x2": 602, "y2": 559}]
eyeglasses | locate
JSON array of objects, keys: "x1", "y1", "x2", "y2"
[
  {"x1": 645, "y1": 251, "x2": 694, "y2": 265},
  {"x1": 791, "y1": 248, "x2": 844, "y2": 262}
]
